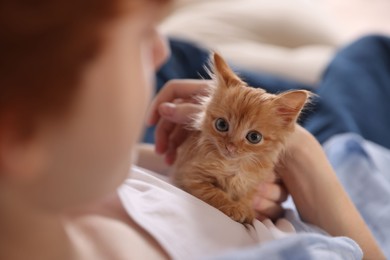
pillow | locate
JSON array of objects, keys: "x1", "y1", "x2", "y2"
[{"x1": 160, "y1": 0, "x2": 342, "y2": 84}]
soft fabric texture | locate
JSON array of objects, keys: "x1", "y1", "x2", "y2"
[
  {"x1": 118, "y1": 166, "x2": 363, "y2": 259},
  {"x1": 160, "y1": 0, "x2": 341, "y2": 84},
  {"x1": 206, "y1": 234, "x2": 362, "y2": 260},
  {"x1": 324, "y1": 133, "x2": 390, "y2": 258},
  {"x1": 118, "y1": 166, "x2": 297, "y2": 260}
]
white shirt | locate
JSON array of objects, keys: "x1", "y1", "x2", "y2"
[{"x1": 118, "y1": 166, "x2": 295, "y2": 259}]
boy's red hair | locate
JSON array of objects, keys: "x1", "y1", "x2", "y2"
[{"x1": 0, "y1": 0, "x2": 169, "y2": 130}]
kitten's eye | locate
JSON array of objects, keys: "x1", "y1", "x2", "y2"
[
  {"x1": 246, "y1": 131, "x2": 262, "y2": 144},
  {"x1": 215, "y1": 118, "x2": 229, "y2": 132}
]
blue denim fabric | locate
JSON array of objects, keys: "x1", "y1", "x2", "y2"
[
  {"x1": 304, "y1": 35, "x2": 390, "y2": 149},
  {"x1": 206, "y1": 234, "x2": 362, "y2": 260},
  {"x1": 324, "y1": 134, "x2": 390, "y2": 257}
]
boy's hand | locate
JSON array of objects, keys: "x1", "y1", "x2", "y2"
[
  {"x1": 148, "y1": 79, "x2": 210, "y2": 164},
  {"x1": 253, "y1": 174, "x2": 288, "y2": 221}
]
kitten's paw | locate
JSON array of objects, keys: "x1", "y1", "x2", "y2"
[{"x1": 221, "y1": 204, "x2": 255, "y2": 224}]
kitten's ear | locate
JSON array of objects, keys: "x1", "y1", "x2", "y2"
[
  {"x1": 212, "y1": 53, "x2": 244, "y2": 88},
  {"x1": 273, "y1": 90, "x2": 310, "y2": 126}
]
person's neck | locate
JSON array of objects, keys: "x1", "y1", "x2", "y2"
[{"x1": 0, "y1": 188, "x2": 74, "y2": 260}]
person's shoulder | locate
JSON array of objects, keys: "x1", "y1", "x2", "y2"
[{"x1": 65, "y1": 197, "x2": 168, "y2": 259}]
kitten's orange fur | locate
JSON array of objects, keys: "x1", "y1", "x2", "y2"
[{"x1": 172, "y1": 53, "x2": 310, "y2": 224}]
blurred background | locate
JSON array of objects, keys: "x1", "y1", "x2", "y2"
[
  {"x1": 158, "y1": 0, "x2": 390, "y2": 85},
  {"x1": 318, "y1": 0, "x2": 390, "y2": 41}
]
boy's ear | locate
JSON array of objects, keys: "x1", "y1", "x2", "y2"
[
  {"x1": 212, "y1": 52, "x2": 244, "y2": 88},
  {"x1": 273, "y1": 90, "x2": 310, "y2": 126}
]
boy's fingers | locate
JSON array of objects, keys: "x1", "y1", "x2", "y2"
[
  {"x1": 264, "y1": 173, "x2": 281, "y2": 183},
  {"x1": 169, "y1": 126, "x2": 190, "y2": 150},
  {"x1": 154, "y1": 101, "x2": 200, "y2": 159},
  {"x1": 275, "y1": 218, "x2": 296, "y2": 233},
  {"x1": 253, "y1": 198, "x2": 284, "y2": 220},
  {"x1": 155, "y1": 118, "x2": 175, "y2": 154},
  {"x1": 164, "y1": 126, "x2": 189, "y2": 165},
  {"x1": 148, "y1": 80, "x2": 210, "y2": 125},
  {"x1": 257, "y1": 182, "x2": 288, "y2": 203},
  {"x1": 159, "y1": 102, "x2": 202, "y2": 124},
  {"x1": 165, "y1": 144, "x2": 177, "y2": 165},
  {"x1": 255, "y1": 213, "x2": 267, "y2": 221}
]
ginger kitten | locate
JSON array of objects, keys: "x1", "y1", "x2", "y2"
[{"x1": 172, "y1": 53, "x2": 310, "y2": 224}]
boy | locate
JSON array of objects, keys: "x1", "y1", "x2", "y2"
[{"x1": 0, "y1": 0, "x2": 383, "y2": 259}]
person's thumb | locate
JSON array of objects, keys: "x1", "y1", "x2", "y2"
[{"x1": 158, "y1": 102, "x2": 202, "y2": 124}]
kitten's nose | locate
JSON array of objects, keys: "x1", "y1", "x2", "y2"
[{"x1": 225, "y1": 143, "x2": 237, "y2": 153}]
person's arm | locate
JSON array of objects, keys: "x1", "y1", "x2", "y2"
[{"x1": 278, "y1": 126, "x2": 385, "y2": 259}]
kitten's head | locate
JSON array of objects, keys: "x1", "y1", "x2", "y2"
[{"x1": 194, "y1": 53, "x2": 310, "y2": 164}]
